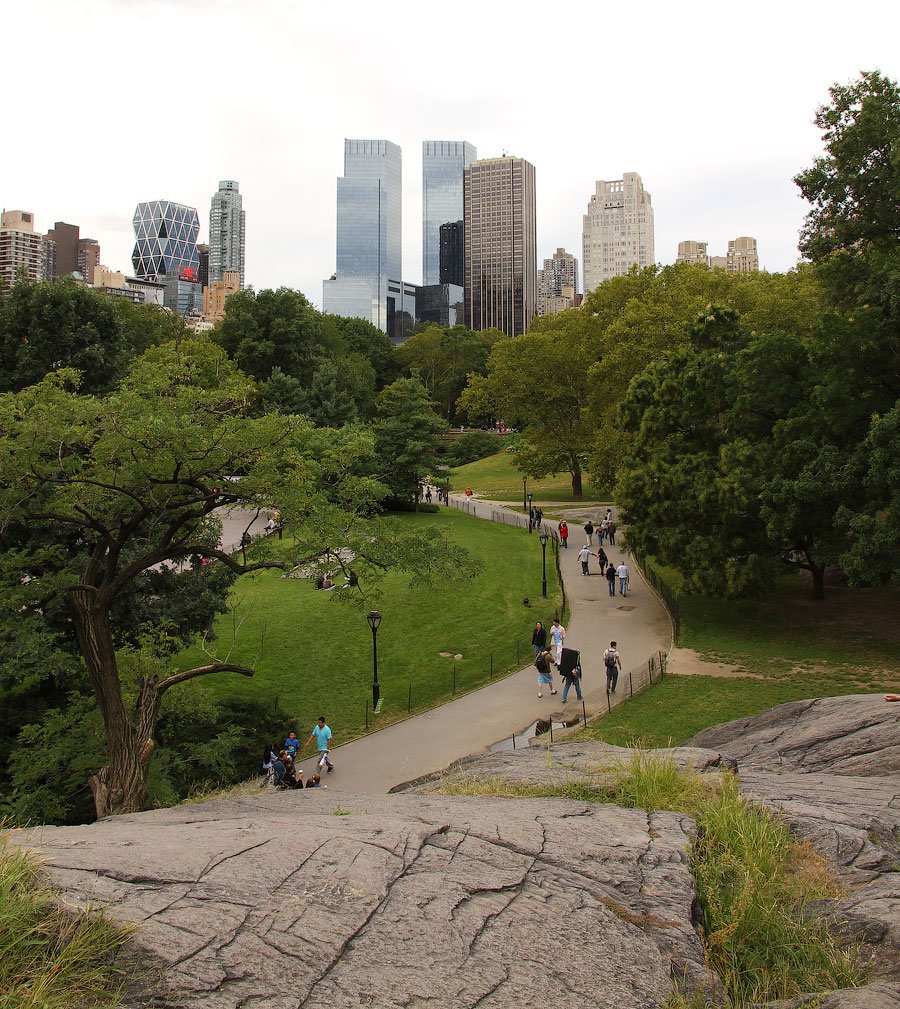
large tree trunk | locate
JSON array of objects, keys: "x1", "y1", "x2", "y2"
[
  {"x1": 69, "y1": 586, "x2": 150, "y2": 819},
  {"x1": 810, "y1": 564, "x2": 826, "y2": 601},
  {"x1": 570, "y1": 456, "x2": 583, "y2": 500}
]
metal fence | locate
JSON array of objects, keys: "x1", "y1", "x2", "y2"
[{"x1": 631, "y1": 551, "x2": 681, "y2": 642}]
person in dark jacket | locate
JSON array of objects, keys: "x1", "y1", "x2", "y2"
[{"x1": 531, "y1": 620, "x2": 547, "y2": 658}]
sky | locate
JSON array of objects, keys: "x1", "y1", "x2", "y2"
[{"x1": 5, "y1": 0, "x2": 899, "y2": 308}]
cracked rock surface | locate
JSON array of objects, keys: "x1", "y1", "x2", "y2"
[{"x1": 15, "y1": 791, "x2": 714, "y2": 1008}]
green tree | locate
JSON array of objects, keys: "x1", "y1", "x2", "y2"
[
  {"x1": 327, "y1": 314, "x2": 398, "y2": 391},
  {"x1": 458, "y1": 312, "x2": 596, "y2": 497},
  {"x1": 0, "y1": 278, "x2": 130, "y2": 393},
  {"x1": 373, "y1": 377, "x2": 447, "y2": 504},
  {"x1": 0, "y1": 339, "x2": 470, "y2": 818}
]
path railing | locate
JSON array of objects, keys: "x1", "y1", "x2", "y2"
[{"x1": 630, "y1": 550, "x2": 681, "y2": 642}]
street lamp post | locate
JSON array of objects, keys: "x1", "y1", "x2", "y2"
[
  {"x1": 522, "y1": 476, "x2": 527, "y2": 514},
  {"x1": 539, "y1": 531, "x2": 549, "y2": 599},
  {"x1": 367, "y1": 610, "x2": 382, "y2": 709}
]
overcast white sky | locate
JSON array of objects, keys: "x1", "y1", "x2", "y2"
[{"x1": 5, "y1": 0, "x2": 898, "y2": 306}]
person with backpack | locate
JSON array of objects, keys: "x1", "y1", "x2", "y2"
[
  {"x1": 559, "y1": 647, "x2": 583, "y2": 703},
  {"x1": 534, "y1": 647, "x2": 557, "y2": 698},
  {"x1": 604, "y1": 641, "x2": 621, "y2": 692}
]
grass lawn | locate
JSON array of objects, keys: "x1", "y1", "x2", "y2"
[
  {"x1": 577, "y1": 574, "x2": 900, "y2": 747},
  {"x1": 448, "y1": 450, "x2": 605, "y2": 504},
  {"x1": 179, "y1": 508, "x2": 562, "y2": 741}
]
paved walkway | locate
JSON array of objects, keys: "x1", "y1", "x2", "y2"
[{"x1": 293, "y1": 496, "x2": 672, "y2": 792}]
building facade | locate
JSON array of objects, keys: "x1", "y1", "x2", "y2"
[
  {"x1": 132, "y1": 200, "x2": 201, "y2": 282},
  {"x1": 415, "y1": 283, "x2": 464, "y2": 329},
  {"x1": 726, "y1": 236, "x2": 759, "y2": 274},
  {"x1": 422, "y1": 141, "x2": 476, "y2": 287},
  {"x1": 537, "y1": 247, "x2": 580, "y2": 316},
  {"x1": 582, "y1": 172, "x2": 654, "y2": 293},
  {"x1": 676, "y1": 240, "x2": 708, "y2": 265},
  {"x1": 77, "y1": 238, "x2": 100, "y2": 284},
  {"x1": 209, "y1": 181, "x2": 245, "y2": 288},
  {"x1": 203, "y1": 269, "x2": 240, "y2": 323},
  {"x1": 0, "y1": 211, "x2": 46, "y2": 287},
  {"x1": 439, "y1": 220, "x2": 464, "y2": 287},
  {"x1": 323, "y1": 139, "x2": 402, "y2": 333},
  {"x1": 45, "y1": 221, "x2": 79, "y2": 278},
  {"x1": 163, "y1": 265, "x2": 203, "y2": 316},
  {"x1": 463, "y1": 155, "x2": 537, "y2": 337}
]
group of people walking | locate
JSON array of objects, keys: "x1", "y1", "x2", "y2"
[
  {"x1": 532, "y1": 617, "x2": 623, "y2": 701},
  {"x1": 262, "y1": 717, "x2": 335, "y2": 788}
]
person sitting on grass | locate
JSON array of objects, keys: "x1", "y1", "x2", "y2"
[
  {"x1": 305, "y1": 772, "x2": 327, "y2": 788},
  {"x1": 262, "y1": 744, "x2": 285, "y2": 787}
]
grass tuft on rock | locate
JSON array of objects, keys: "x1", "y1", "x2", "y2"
[{"x1": 0, "y1": 832, "x2": 129, "y2": 1008}]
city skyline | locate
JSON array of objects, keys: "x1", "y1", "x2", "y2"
[{"x1": 5, "y1": 0, "x2": 898, "y2": 308}]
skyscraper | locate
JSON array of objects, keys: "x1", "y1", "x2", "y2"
[
  {"x1": 439, "y1": 221, "x2": 464, "y2": 287},
  {"x1": 422, "y1": 141, "x2": 476, "y2": 286},
  {"x1": 582, "y1": 172, "x2": 654, "y2": 293},
  {"x1": 463, "y1": 155, "x2": 537, "y2": 337},
  {"x1": 132, "y1": 200, "x2": 200, "y2": 282},
  {"x1": 676, "y1": 240, "x2": 708, "y2": 265},
  {"x1": 45, "y1": 222, "x2": 79, "y2": 278},
  {"x1": 726, "y1": 236, "x2": 759, "y2": 274},
  {"x1": 77, "y1": 238, "x2": 100, "y2": 285},
  {"x1": 209, "y1": 180, "x2": 245, "y2": 288},
  {"x1": 537, "y1": 247, "x2": 580, "y2": 316},
  {"x1": 323, "y1": 139, "x2": 402, "y2": 332},
  {"x1": 0, "y1": 211, "x2": 46, "y2": 287}
]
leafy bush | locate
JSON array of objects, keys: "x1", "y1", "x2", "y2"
[{"x1": 443, "y1": 432, "x2": 504, "y2": 467}]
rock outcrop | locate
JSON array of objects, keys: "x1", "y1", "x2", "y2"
[{"x1": 16, "y1": 791, "x2": 716, "y2": 1008}]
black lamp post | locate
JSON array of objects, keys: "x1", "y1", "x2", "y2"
[
  {"x1": 367, "y1": 610, "x2": 382, "y2": 709},
  {"x1": 539, "y1": 531, "x2": 549, "y2": 599},
  {"x1": 522, "y1": 475, "x2": 527, "y2": 514}
]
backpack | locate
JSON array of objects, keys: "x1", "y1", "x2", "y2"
[{"x1": 604, "y1": 650, "x2": 618, "y2": 670}]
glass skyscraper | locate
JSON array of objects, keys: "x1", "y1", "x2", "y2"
[
  {"x1": 132, "y1": 200, "x2": 200, "y2": 282},
  {"x1": 422, "y1": 141, "x2": 476, "y2": 287},
  {"x1": 323, "y1": 139, "x2": 402, "y2": 332},
  {"x1": 209, "y1": 180, "x2": 246, "y2": 288}
]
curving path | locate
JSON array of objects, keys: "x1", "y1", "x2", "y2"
[{"x1": 288, "y1": 495, "x2": 671, "y2": 792}]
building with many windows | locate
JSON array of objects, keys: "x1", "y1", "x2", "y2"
[
  {"x1": 537, "y1": 247, "x2": 580, "y2": 316},
  {"x1": 676, "y1": 240, "x2": 708, "y2": 265},
  {"x1": 422, "y1": 141, "x2": 476, "y2": 287},
  {"x1": 0, "y1": 210, "x2": 46, "y2": 287},
  {"x1": 209, "y1": 181, "x2": 245, "y2": 288},
  {"x1": 439, "y1": 220, "x2": 465, "y2": 287},
  {"x1": 415, "y1": 283, "x2": 464, "y2": 329},
  {"x1": 203, "y1": 269, "x2": 240, "y2": 323},
  {"x1": 726, "y1": 236, "x2": 759, "y2": 273},
  {"x1": 323, "y1": 139, "x2": 402, "y2": 334},
  {"x1": 463, "y1": 155, "x2": 537, "y2": 337},
  {"x1": 582, "y1": 172, "x2": 654, "y2": 292},
  {"x1": 163, "y1": 265, "x2": 203, "y2": 316},
  {"x1": 132, "y1": 200, "x2": 200, "y2": 282}
]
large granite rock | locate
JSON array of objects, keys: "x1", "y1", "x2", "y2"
[
  {"x1": 15, "y1": 790, "x2": 718, "y2": 1009},
  {"x1": 688, "y1": 695, "x2": 900, "y2": 777}
]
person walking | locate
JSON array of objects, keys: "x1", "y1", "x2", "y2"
[
  {"x1": 559, "y1": 648, "x2": 583, "y2": 703},
  {"x1": 534, "y1": 647, "x2": 557, "y2": 698},
  {"x1": 607, "y1": 520, "x2": 617, "y2": 545},
  {"x1": 558, "y1": 520, "x2": 569, "y2": 548},
  {"x1": 598, "y1": 519, "x2": 608, "y2": 545},
  {"x1": 605, "y1": 563, "x2": 617, "y2": 597},
  {"x1": 304, "y1": 716, "x2": 335, "y2": 773},
  {"x1": 549, "y1": 619, "x2": 566, "y2": 664},
  {"x1": 596, "y1": 546, "x2": 608, "y2": 574},
  {"x1": 583, "y1": 520, "x2": 594, "y2": 545},
  {"x1": 604, "y1": 641, "x2": 622, "y2": 692},
  {"x1": 531, "y1": 620, "x2": 547, "y2": 658},
  {"x1": 578, "y1": 543, "x2": 591, "y2": 575},
  {"x1": 616, "y1": 560, "x2": 630, "y2": 596}
]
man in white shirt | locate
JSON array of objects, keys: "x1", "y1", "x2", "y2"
[
  {"x1": 616, "y1": 561, "x2": 630, "y2": 596},
  {"x1": 578, "y1": 544, "x2": 591, "y2": 575}
]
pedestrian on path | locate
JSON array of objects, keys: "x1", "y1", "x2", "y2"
[
  {"x1": 607, "y1": 521, "x2": 617, "y2": 545},
  {"x1": 604, "y1": 641, "x2": 622, "y2": 692},
  {"x1": 534, "y1": 647, "x2": 557, "y2": 698},
  {"x1": 596, "y1": 546, "x2": 608, "y2": 574},
  {"x1": 616, "y1": 561, "x2": 630, "y2": 596},
  {"x1": 558, "y1": 520, "x2": 568, "y2": 548},
  {"x1": 304, "y1": 716, "x2": 335, "y2": 773},
  {"x1": 559, "y1": 647, "x2": 583, "y2": 703},
  {"x1": 598, "y1": 519, "x2": 608, "y2": 545},
  {"x1": 583, "y1": 520, "x2": 594, "y2": 545},
  {"x1": 550, "y1": 619, "x2": 566, "y2": 664},
  {"x1": 531, "y1": 620, "x2": 547, "y2": 658},
  {"x1": 605, "y1": 563, "x2": 617, "y2": 596},
  {"x1": 578, "y1": 543, "x2": 591, "y2": 575}
]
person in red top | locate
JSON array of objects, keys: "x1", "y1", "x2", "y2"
[{"x1": 558, "y1": 520, "x2": 569, "y2": 548}]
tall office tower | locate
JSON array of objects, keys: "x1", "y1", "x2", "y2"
[
  {"x1": 463, "y1": 155, "x2": 537, "y2": 337},
  {"x1": 676, "y1": 240, "x2": 708, "y2": 265},
  {"x1": 77, "y1": 238, "x2": 100, "y2": 284},
  {"x1": 131, "y1": 200, "x2": 200, "y2": 282},
  {"x1": 726, "y1": 236, "x2": 759, "y2": 274},
  {"x1": 582, "y1": 172, "x2": 654, "y2": 293},
  {"x1": 209, "y1": 181, "x2": 245, "y2": 288},
  {"x1": 439, "y1": 221, "x2": 464, "y2": 287},
  {"x1": 422, "y1": 141, "x2": 476, "y2": 286},
  {"x1": 323, "y1": 139, "x2": 402, "y2": 332},
  {"x1": 0, "y1": 211, "x2": 47, "y2": 287},
  {"x1": 45, "y1": 221, "x2": 80, "y2": 277},
  {"x1": 537, "y1": 247, "x2": 580, "y2": 316},
  {"x1": 196, "y1": 243, "x2": 210, "y2": 289}
]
